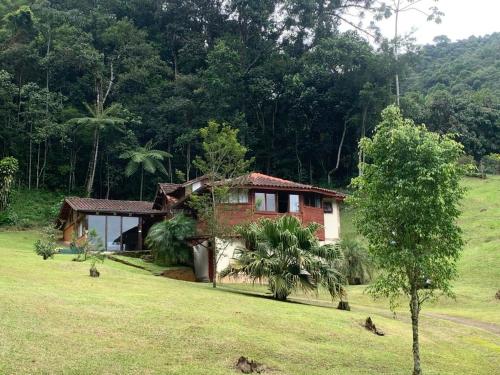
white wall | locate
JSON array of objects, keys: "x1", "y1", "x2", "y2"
[
  {"x1": 216, "y1": 238, "x2": 244, "y2": 272},
  {"x1": 323, "y1": 199, "x2": 341, "y2": 244}
]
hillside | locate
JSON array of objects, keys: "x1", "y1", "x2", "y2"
[
  {"x1": 404, "y1": 33, "x2": 500, "y2": 96},
  {"x1": 0, "y1": 176, "x2": 498, "y2": 374}
]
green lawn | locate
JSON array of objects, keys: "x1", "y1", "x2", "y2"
[{"x1": 0, "y1": 177, "x2": 498, "y2": 374}]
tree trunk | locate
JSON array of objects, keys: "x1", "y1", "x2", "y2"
[
  {"x1": 139, "y1": 165, "x2": 144, "y2": 201},
  {"x1": 394, "y1": 0, "x2": 401, "y2": 106},
  {"x1": 327, "y1": 118, "x2": 348, "y2": 185},
  {"x1": 358, "y1": 105, "x2": 368, "y2": 176},
  {"x1": 28, "y1": 122, "x2": 32, "y2": 190},
  {"x1": 410, "y1": 286, "x2": 422, "y2": 375},
  {"x1": 211, "y1": 188, "x2": 217, "y2": 288},
  {"x1": 36, "y1": 142, "x2": 40, "y2": 189},
  {"x1": 86, "y1": 127, "x2": 99, "y2": 197},
  {"x1": 186, "y1": 142, "x2": 191, "y2": 181}
]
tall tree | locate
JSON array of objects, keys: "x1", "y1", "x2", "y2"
[
  {"x1": 191, "y1": 121, "x2": 253, "y2": 288},
  {"x1": 373, "y1": 0, "x2": 444, "y2": 105},
  {"x1": 120, "y1": 140, "x2": 171, "y2": 200},
  {"x1": 350, "y1": 105, "x2": 464, "y2": 375},
  {"x1": 69, "y1": 102, "x2": 125, "y2": 196}
]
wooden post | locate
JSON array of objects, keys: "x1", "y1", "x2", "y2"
[{"x1": 137, "y1": 217, "x2": 143, "y2": 250}]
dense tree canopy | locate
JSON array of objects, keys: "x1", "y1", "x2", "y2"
[
  {"x1": 0, "y1": 2, "x2": 497, "y2": 199},
  {"x1": 401, "y1": 33, "x2": 500, "y2": 159}
]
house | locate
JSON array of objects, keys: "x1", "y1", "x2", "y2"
[
  {"x1": 56, "y1": 198, "x2": 167, "y2": 251},
  {"x1": 57, "y1": 172, "x2": 345, "y2": 280}
]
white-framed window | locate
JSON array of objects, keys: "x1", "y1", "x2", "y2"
[
  {"x1": 289, "y1": 194, "x2": 300, "y2": 212},
  {"x1": 255, "y1": 192, "x2": 276, "y2": 212}
]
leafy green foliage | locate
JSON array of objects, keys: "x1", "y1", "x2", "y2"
[
  {"x1": 339, "y1": 238, "x2": 373, "y2": 285},
  {"x1": 222, "y1": 216, "x2": 345, "y2": 301},
  {"x1": 0, "y1": 156, "x2": 19, "y2": 211},
  {"x1": 33, "y1": 226, "x2": 58, "y2": 260},
  {"x1": 190, "y1": 120, "x2": 252, "y2": 286},
  {"x1": 145, "y1": 214, "x2": 196, "y2": 266},
  {"x1": 120, "y1": 140, "x2": 172, "y2": 200},
  {"x1": 350, "y1": 105, "x2": 465, "y2": 374}
]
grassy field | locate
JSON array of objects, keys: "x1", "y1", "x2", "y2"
[{"x1": 0, "y1": 177, "x2": 498, "y2": 374}]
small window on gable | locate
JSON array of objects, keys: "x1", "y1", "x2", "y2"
[{"x1": 192, "y1": 181, "x2": 202, "y2": 192}]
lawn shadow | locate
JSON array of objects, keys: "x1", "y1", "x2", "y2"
[{"x1": 217, "y1": 284, "x2": 339, "y2": 310}]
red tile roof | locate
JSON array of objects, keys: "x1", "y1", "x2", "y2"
[
  {"x1": 219, "y1": 172, "x2": 346, "y2": 198},
  {"x1": 158, "y1": 183, "x2": 182, "y2": 195},
  {"x1": 64, "y1": 197, "x2": 160, "y2": 214}
]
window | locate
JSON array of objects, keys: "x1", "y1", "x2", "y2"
[
  {"x1": 88, "y1": 215, "x2": 106, "y2": 246},
  {"x1": 87, "y1": 215, "x2": 140, "y2": 251},
  {"x1": 221, "y1": 189, "x2": 249, "y2": 204},
  {"x1": 106, "y1": 216, "x2": 121, "y2": 251},
  {"x1": 304, "y1": 194, "x2": 321, "y2": 208},
  {"x1": 289, "y1": 194, "x2": 300, "y2": 212},
  {"x1": 255, "y1": 192, "x2": 276, "y2": 212},
  {"x1": 323, "y1": 201, "x2": 333, "y2": 213}
]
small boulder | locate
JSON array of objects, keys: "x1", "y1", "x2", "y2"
[{"x1": 495, "y1": 290, "x2": 500, "y2": 300}]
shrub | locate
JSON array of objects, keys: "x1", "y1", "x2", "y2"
[
  {"x1": 145, "y1": 214, "x2": 196, "y2": 266},
  {"x1": 481, "y1": 153, "x2": 500, "y2": 175},
  {"x1": 34, "y1": 239, "x2": 57, "y2": 260},
  {"x1": 222, "y1": 216, "x2": 345, "y2": 301},
  {"x1": 339, "y1": 238, "x2": 373, "y2": 285},
  {"x1": 0, "y1": 156, "x2": 19, "y2": 211},
  {"x1": 34, "y1": 226, "x2": 59, "y2": 260}
]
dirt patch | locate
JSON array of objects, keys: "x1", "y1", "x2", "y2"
[
  {"x1": 161, "y1": 268, "x2": 196, "y2": 282},
  {"x1": 424, "y1": 312, "x2": 500, "y2": 335}
]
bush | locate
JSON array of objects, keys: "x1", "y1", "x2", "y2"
[
  {"x1": 34, "y1": 226, "x2": 59, "y2": 260},
  {"x1": 0, "y1": 209, "x2": 18, "y2": 226},
  {"x1": 340, "y1": 238, "x2": 373, "y2": 285},
  {"x1": 145, "y1": 214, "x2": 196, "y2": 266},
  {"x1": 481, "y1": 153, "x2": 500, "y2": 175},
  {"x1": 222, "y1": 216, "x2": 345, "y2": 301}
]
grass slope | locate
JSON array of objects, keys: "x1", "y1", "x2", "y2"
[
  {"x1": 0, "y1": 177, "x2": 498, "y2": 374},
  {"x1": 0, "y1": 189, "x2": 63, "y2": 229}
]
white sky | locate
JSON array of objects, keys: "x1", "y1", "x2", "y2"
[{"x1": 344, "y1": 0, "x2": 500, "y2": 45}]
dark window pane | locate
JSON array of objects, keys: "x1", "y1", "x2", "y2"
[{"x1": 122, "y1": 217, "x2": 139, "y2": 250}]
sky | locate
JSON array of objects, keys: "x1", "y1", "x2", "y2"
[{"x1": 345, "y1": 0, "x2": 500, "y2": 45}]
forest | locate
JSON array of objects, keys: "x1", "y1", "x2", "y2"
[{"x1": 0, "y1": 1, "x2": 499, "y2": 200}]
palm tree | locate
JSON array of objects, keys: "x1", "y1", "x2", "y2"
[
  {"x1": 145, "y1": 214, "x2": 196, "y2": 265},
  {"x1": 120, "y1": 140, "x2": 171, "y2": 200},
  {"x1": 221, "y1": 215, "x2": 345, "y2": 301},
  {"x1": 69, "y1": 102, "x2": 125, "y2": 196},
  {"x1": 339, "y1": 238, "x2": 373, "y2": 285}
]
